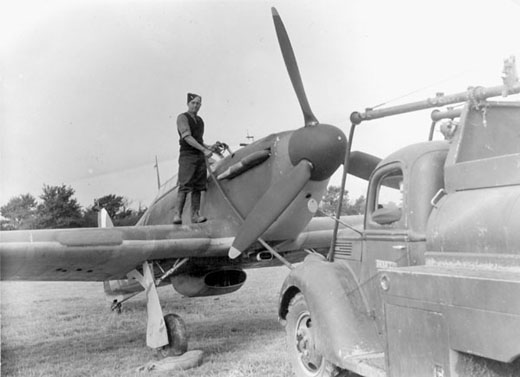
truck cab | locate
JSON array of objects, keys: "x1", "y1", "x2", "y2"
[
  {"x1": 360, "y1": 140, "x2": 448, "y2": 333},
  {"x1": 278, "y1": 100, "x2": 520, "y2": 377}
]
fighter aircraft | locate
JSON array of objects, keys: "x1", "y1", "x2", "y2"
[{"x1": 0, "y1": 8, "x2": 377, "y2": 357}]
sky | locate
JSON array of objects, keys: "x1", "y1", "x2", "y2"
[{"x1": 2, "y1": 0, "x2": 520, "y2": 209}]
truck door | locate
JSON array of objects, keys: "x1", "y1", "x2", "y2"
[{"x1": 360, "y1": 162, "x2": 409, "y2": 329}]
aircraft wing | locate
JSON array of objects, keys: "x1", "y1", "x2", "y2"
[
  {"x1": 0, "y1": 215, "x2": 363, "y2": 282},
  {"x1": 0, "y1": 225, "x2": 232, "y2": 281}
]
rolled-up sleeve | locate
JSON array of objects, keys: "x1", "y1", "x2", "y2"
[{"x1": 177, "y1": 114, "x2": 191, "y2": 139}]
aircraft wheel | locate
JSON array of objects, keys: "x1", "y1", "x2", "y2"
[
  {"x1": 157, "y1": 313, "x2": 188, "y2": 358},
  {"x1": 286, "y1": 293, "x2": 345, "y2": 377}
]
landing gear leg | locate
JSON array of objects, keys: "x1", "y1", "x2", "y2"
[{"x1": 128, "y1": 261, "x2": 187, "y2": 353}]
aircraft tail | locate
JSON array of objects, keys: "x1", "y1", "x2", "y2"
[{"x1": 97, "y1": 208, "x2": 114, "y2": 228}]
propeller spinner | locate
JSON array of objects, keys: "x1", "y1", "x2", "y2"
[{"x1": 228, "y1": 8, "x2": 347, "y2": 259}]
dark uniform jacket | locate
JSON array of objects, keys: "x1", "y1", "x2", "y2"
[{"x1": 177, "y1": 112, "x2": 207, "y2": 192}]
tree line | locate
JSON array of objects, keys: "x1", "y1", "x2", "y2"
[
  {"x1": 0, "y1": 184, "x2": 364, "y2": 231},
  {"x1": 318, "y1": 185, "x2": 366, "y2": 217},
  {"x1": 0, "y1": 184, "x2": 146, "y2": 231}
]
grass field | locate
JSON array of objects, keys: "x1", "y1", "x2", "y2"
[{"x1": 1, "y1": 266, "x2": 294, "y2": 377}]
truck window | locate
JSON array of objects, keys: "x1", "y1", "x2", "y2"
[{"x1": 371, "y1": 168, "x2": 403, "y2": 226}]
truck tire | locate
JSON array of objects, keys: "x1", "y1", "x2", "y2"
[{"x1": 286, "y1": 293, "x2": 344, "y2": 377}]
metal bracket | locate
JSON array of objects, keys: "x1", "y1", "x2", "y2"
[
  {"x1": 128, "y1": 261, "x2": 168, "y2": 349},
  {"x1": 430, "y1": 188, "x2": 447, "y2": 209},
  {"x1": 502, "y1": 55, "x2": 518, "y2": 96},
  {"x1": 155, "y1": 258, "x2": 189, "y2": 286}
]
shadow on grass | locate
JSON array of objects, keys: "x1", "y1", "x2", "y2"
[
  {"x1": 1, "y1": 268, "x2": 290, "y2": 376},
  {"x1": 189, "y1": 316, "x2": 283, "y2": 355},
  {"x1": 1, "y1": 307, "x2": 284, "y2": 375}
]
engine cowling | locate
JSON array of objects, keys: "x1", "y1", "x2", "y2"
[{"x1": 170, "y1": 268, "x2": 247, "y2": 297}]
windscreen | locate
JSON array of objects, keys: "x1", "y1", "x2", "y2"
[{"x1": 456, "y1": 103, "x2": 520, "y2": 162}]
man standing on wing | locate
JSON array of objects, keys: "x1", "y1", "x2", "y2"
[{"x1": 173, "y1": 93, "x2": 213, "y2": 224}]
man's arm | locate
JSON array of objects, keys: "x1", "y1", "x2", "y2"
[{"x1": 184, "y1": 136, "x2": 213, "y2": 157}]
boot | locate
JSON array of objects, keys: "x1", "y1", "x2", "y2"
[
  {"x1": 173, "y1": 191, "x2": 187, "y2": 225},
  {"x1": 191, "y1": 191, "x2": 207, "y2": 223}
]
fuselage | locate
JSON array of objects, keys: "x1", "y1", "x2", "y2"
[{"x1": 139, "y1": 124, "x2": 346, "y2": 246}]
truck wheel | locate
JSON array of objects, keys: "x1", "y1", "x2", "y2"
[
  {"x1": 286, "y1": 293, "x2": 341, "y2": 377},
  {"x1": 157, "y1": 313, "x2": 188, "y2": 358}
]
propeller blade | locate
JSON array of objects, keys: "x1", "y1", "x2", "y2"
[
  {"x1": 228, "y1": 160, "x2": 313, "y2": 259},
  {"x1": 348, "y1": 151, "x2": 382, "y2": 181},
  {"x1": 272, "y1": 7, "x2": 318, "y2": 127}
]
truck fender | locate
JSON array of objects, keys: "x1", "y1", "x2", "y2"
[{"x1": 279, "y1": 255, "x2": 383, "y2": 367}]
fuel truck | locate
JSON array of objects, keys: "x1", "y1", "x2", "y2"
[{"x1": 278, "y1": 58, "x2": 520, "y2": 377}]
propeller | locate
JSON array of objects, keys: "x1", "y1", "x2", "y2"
[
  {"x1": 228, "y1": 8, "x2": 347, "y2": 259},
  {"x1": 228, "y1": 160, "x2": 312, "y2": 259},
  {"x1": 348, "y1": 151, "x2": 381, "y2": 181},
  {"x1": 272, "y1": 7, "x2": 318, "y2": 127}
]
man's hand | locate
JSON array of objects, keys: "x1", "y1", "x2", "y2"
[
  {"x1": 203, "y1": 148, "x2": 213, "y2": 158},
  {"x1": 209, "y1": 141, "x2": 229, "y2": 156}
]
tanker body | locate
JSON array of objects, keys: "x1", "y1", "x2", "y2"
[
  {"x1": 428, "y1": 102, "x2": 520, "y2": 257},
  {"x1": 381, "y1": 101, "x2": 520, "y2": 377}
]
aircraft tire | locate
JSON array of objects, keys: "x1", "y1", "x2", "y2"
[
  {"x1": 286, "y1": 293, "x2": 349, "y2": 377},
  {"x1": 157, "y1": 313, "x2": 188, "y2": 358}
]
